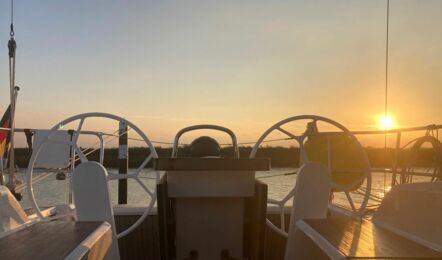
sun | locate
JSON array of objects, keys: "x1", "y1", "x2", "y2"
[{"x1": 378, "y1": 115, "x2": 395, "y2": 130}]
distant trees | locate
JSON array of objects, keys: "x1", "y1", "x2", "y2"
[{"x1": 13, "y1": 146, "x2": 439, "y2": 169}]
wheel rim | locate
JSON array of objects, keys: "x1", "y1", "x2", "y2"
[
  {"x1": 26, "y1": 112, "x2": 158, "y2": 238},
  {"x1": 250, "y1": 115, "x2": 371, "y2": 237}
]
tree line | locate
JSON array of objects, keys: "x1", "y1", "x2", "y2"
[{"x1": 12, "y1": 146, "x2": 440, "y2": 169}]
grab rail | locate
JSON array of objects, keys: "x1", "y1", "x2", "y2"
[{"x1": 171, "y1": 124, "x2": 239, "y2": 158}]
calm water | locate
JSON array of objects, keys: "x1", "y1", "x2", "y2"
[{"x1": 12, "y1": 167, "x2": 431, "y2": 210}]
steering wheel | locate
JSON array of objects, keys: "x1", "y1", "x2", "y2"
[
  {"x1": 250, "y1": 115, "x2": 371, "y2": 237},
  {"x1": 26, "y1": 112, "x2": 158, "y2": 238}
]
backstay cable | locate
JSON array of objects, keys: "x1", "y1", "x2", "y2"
[{"x1": 383, "y1": 0, "x2": 390, "y2": 196}]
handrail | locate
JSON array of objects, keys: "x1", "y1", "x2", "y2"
[
  {"x1": 344, "y1": 124, "x2": 441, "y2": 135},
  {"x1": 171, "y1": 124, "x2": 239, "y2": 158}
]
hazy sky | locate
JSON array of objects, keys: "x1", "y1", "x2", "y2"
[{"x1": 0, "y1": 0, "x2": 441, "y2": 146}]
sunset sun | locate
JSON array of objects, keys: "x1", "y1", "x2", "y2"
[{"x1": 378, "y1": 115, "x2": 395, "y2": 130}]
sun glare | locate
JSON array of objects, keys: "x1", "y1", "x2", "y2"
[{"x1": 379, "y1": 115, "x2": 395, "y2": 130}]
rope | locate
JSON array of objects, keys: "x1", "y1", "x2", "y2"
[
  {"x1": 79, "y1": 129, "x2": 120, "y2": 155},
  {"x1": 226, "y1": 137, "x2": 293, "y2": 146},
  {"x1": 96, "y1": 134, "x2": 292, "y2": 146},
  {"x1": 70, "y1": 129, "x2": 295, "y2": 165},
  {"x1": 75, "y1": 128, "x2": 131, "y2": 162}
]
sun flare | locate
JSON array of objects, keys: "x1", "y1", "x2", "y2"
[{"x1": 378, "y1": 115, "x2": 395, "y2": 130}]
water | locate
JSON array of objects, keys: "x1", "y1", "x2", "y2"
[{"x1": 13, "y1": 167, "x2": 432, "y2": 211}]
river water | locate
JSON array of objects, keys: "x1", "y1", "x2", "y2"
[{"x1": 12, "y1": 167, "x2": 431, "y2": 211}]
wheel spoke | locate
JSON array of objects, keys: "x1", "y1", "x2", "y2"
[
  {"x1": 266, "y1": 219, "x2": 288, "y2": 238},
  {"x1": 27, "y1": 112, "x2": 159, "y2": 240},
  {"x1": 74, "y1": 143, "x2": 88, "y2": 163},
  {"x1": 135, "y1": 177, "x2": 153, "y2": 197},
  {"x1": 345, "y1": 191, "x2": 357, "y2": 212},
  {"x1": 281, "y1": 187, "x2": 295, "y2": 204},
  {"x1": 268, "y1": 198, "x2": 281, "y2": 205},
  {"x1": 251, "y1": 115, "x2": 371, "y2": 238},
  {"x1": 72, "y1": 118, "x2": 85, "y2": 144},
  {"x1": 132, "y1": 154, "x2": 153, "y2": 176},
  {"x1": 276, "y1": 126, "x2": 298, "y2": 140},
  {"x1": 138, "y1": 169, "x2": 160, "y2": 180},
  {"x1": 70, "y1": 118, "x2": 87, "y2": 163}
]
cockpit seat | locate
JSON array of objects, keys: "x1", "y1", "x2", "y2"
[
  {"x1": 284, "y1": 162, "x2": 331, "y2": 260},
  {"x1": 72, "y1": 161, "x2": 120, "y2": 259}
]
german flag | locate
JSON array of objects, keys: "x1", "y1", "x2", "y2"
[{"x1": 0, "y1": 105, "x2": 12, "y2": 164}]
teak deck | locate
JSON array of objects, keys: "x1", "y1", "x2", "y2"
[
  {"x1": 0, "y1": 220, "x2": 106, "y2": 259},
  {"x1": 299, "y1": 218, "x2": 442, "y2": 259}
]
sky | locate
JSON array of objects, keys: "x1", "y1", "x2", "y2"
[{"x1": 0, "y1": 0, "x2": 441, "y2": 147}]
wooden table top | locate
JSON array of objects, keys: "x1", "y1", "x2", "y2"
[
  {"x1": 302, "y1": 218, "x2": 442, "y2": 259},
  {"x1": 0, "y1": 220, "x2": 105, "y2": 259}
]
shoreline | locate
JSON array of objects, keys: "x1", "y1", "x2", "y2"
[{"x1": 11, "y1": 146, "x2": 438, "y2": 168}]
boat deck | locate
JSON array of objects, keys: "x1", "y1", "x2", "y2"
[
  {"x1": 0, "y1": 220, "x2": 111, "y2": 260},
  {"x1": 116, "y1": 213, "x2": 442, "y2": 259},
  {"x1": 296, "y1": 218, "x2": 442, "y2": 259}
]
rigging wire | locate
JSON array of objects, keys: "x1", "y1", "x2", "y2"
[
  {"x1": 6, "y1": 0, "x2": 18, "y2": 195},
  {"x1": 79, "y1": 128, "x2": 120, "y2": 155},
  {"x1": 384, "y1": 0, "x2": 390, "y2": 126},
  {"x1": 10, "y1": 0, "x2": 14, "y2": 36},
  {"x1": 383, "y1": 0, "x2": 390, "y2": 196}
]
